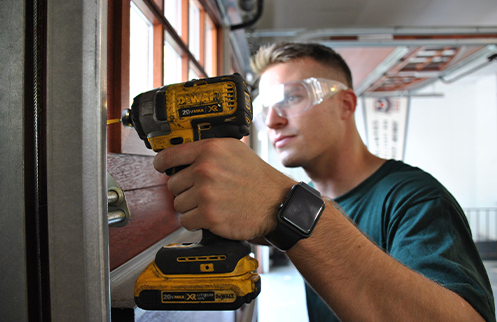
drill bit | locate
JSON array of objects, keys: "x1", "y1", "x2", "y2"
[{"x1": 107, "y1": 118, "x2": 121, "y2": 125}]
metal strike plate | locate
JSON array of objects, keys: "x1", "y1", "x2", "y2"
[{"x1": 107, "y1": 172, "x2": 131, "y2": 227}]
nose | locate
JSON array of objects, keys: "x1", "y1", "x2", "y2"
[{"x1": 265, "y1": 106, "x2": 288, "y2": 129}]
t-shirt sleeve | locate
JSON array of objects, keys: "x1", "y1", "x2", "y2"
[{"x1": 387, "y1": 196, "x2": 496, "y2": 322}]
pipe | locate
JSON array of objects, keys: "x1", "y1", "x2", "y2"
[
  {"x1": 440, "y1": 53, "x2": 497, "y2": 84},
  {"x1": 108, "y1": 210, "x2": 127, "y2": 225},
  {"x1": 231, "y1": 0, "x2": 263, "y2": 31},
  {"x1": 108, "y1": 190, "x2": 120, "y2": 205},
  {"x1": 239, "y1": 0, "x2": 256, "y2": 12}
]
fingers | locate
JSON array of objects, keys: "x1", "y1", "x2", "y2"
[
  {"x1": 153, "y1": 142, "x2": 199, "y2": 174},
  {"x1": 171, "y1": 181, "x2": 197, "y2": 213},
  {"x1": 166, "y1": 169, "x2": 193, "y2": 196},
  {"x1": 178, "y1": 208, "x2": 202, "y2": 231}
]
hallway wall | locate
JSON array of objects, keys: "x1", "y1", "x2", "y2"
[{"x1": 404, "y1": 72, "x2": 497, "y2": 208}]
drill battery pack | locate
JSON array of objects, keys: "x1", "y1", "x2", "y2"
[{"x1": 134, "y1": 230, "x2": 261, "y2": 311}]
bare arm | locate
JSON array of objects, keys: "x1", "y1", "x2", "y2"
[{"x1": 289, "y1": 199, "x2": 485, "y2": 322}]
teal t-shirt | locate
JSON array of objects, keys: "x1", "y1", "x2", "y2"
[{"x1": 306, "y1": 160, "x2": 495, "y2": 322}]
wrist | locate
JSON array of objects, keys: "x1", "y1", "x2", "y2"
[
  {"x1": 261, "y1": 179, "x2": 296, "y2": 236},
  {"x1": 265, "y1": 182, "x2": 326, "y2": 252}
]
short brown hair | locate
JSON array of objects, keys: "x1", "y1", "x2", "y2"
[{"x1": 250, "y1": 42, "x2": 353, "y2": 89}]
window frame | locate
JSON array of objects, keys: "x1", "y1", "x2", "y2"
[
  {"x1": 107, "y1": 0, "x2": 222, "y2": 154},
  {"x1": 133, "y1": 0, "x2": 219, "y2": 84}
]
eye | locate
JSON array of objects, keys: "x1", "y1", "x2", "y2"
[
  {"x1": 284, "y1": 94, "x2": 303, "y2": 104},
  {"x1": 281, "y1": 89, "x2": 306, "y2": 107}
]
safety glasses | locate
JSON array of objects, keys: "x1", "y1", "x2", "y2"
[{"x1": 253, "y1": 77, "x2": 348, "y2": 130}]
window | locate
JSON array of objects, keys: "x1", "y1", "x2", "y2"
[
  {"x1": 189, "y1": 0, "x2": 200, "y2": 61},
  {"x1": 188, "y1": 62, "x2": 200, "y2": 80},
  {"x1": 164, "y1": 0, "x2": 182, "y2": 37},
  {"x1": 130, "y1": 0, "x2": 217, "y2": 89},
  {"x1": 130, "y1": 2, "x2": 153, "y2": 101},
  {"x1": 164, "y1": 33, "x2": 182, "y2": 85},
  {"x1": 204, "y1": 14, "x2": 215, "y2": 76}
]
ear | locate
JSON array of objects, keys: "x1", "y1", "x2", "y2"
[{"x1": 340, "y1": 89, "x2": 357, "y2": 120}]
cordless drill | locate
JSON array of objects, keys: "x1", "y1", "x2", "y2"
[{"x1": 121, "y1": 73, "x2": 260, "y2": 310}]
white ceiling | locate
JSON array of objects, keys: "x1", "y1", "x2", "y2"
[
  {"x1": 226, "y1": 0, "x2": 497, "y2": 93},
  {"x1": 255, "y1": 0, "x2": 497, "y2": 31}
]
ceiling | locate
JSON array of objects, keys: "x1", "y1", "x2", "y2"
[{"x1": 219, "y1": 0, "x2": 497, "y2": 95}]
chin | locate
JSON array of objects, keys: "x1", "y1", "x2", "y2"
[{"x1": 279, "y1": 155, "x2": 302, "y2": 168}]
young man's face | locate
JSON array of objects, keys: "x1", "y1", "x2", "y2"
[{"x1": 258, "y1": 57, "x2": 349, "y2": 169}]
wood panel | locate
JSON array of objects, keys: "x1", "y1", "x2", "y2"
[
  {"x1": 107, "y1": 0, "x2": 130, "y2": 154},
  {"x1": 108, "y1": 153, "x2": 181, "y2": 270},
  {"x1": 107, "y1": 153, "x2": 165, "y2": 189}
]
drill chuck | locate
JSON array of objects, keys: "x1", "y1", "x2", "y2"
[{"x1": 120, "y1": 108, "x2": 133, "y2": 128}]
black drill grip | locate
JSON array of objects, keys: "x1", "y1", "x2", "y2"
[
  {"x1": 165, "y1": 165, "x2": 188, "y2": 176},
  {"x1": 200, "y1": 228, "x2": 224, "y2": 244}
]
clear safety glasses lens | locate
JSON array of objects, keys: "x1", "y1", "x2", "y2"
[{"x1": 253, "y1": 78, "x2": 348, "y2": 130}]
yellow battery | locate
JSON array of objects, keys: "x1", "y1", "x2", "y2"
[{"x1": 134, "y1": 254, "x2": 261, "y2": 310}]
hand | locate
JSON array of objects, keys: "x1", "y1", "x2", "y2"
[{"x1": 153, "y1": 138, "x2": 296, "y2": 240}]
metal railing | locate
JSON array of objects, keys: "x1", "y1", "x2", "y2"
[{"x1": 464, "y1": 208, "x2": 497, "y2": 242}]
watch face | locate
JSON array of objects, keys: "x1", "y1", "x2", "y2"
[{"x1": 281, "y1": 185, "x2": 324, "y2": 235}]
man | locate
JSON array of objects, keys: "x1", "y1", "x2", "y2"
[{"x1": 153, "y1": 42, "x2": 495, "y2": 321}]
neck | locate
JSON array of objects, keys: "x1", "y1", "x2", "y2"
[{"x1": 304, "y1": 133, "x2": 386, "y2": 199}]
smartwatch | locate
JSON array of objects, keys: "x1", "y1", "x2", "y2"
[{"x1": 265, "y1": 182, "x2": 325, "y2": 252}]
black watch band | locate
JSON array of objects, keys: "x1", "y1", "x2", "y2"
[{"x1": 265, "y1": 182, "x2": 325, "y2": 252}]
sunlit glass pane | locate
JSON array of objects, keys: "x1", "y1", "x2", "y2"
[
  {"x1": 204, "y1": 15, "x2": 214, "y2": 76},
  {"x1": 188, "y1": 66, "x2": 199, "y2": 80},
  {"x1": 164, "y1": 0, "x2": 182, "y2": 37},
  {"x1": 164, "y1": 33, "x2": 182, "y2": 85},
  {"x1": 129, "y1": 2, "x2": 153, "y2": 102},
  {"x1": 189, "y1": 0, "x2": 200, "y2": 61}
]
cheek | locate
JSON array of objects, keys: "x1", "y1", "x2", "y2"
[
  {"x1": 300, "y1": 111, "x2": 343, "y2": 151},
  {"x1": 299, "y1": 113, "x2": 331, "y2": 138}
]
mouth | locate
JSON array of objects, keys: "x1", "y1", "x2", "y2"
[{"x1": 273, "y1": 134, "x2": 296, "y2": 149}]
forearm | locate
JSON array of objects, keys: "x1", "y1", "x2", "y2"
[{"x1": 287, "y1": 200, "x2": 485, "y2": 322}]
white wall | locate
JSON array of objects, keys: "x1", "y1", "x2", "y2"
[
  {"x1": 255, "y1": 68, "x2": 497, "y2": 209},
  {"x1": 402, "y1": 73, "x2": 497, "y2": 208}
]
